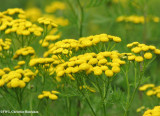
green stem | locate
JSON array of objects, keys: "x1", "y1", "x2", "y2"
[
  {"x1": 143, "y1": 1, "x2": 148, "y2": 43},
  {"x1": 77, "y1": 0, "x2": 84, "y2": 38},
  {"x1": 76, "y1": 74, "x2": 96, "y2": 116},
  {"x1": 124, "y1": 68, "x2": 144, "y2": 116},
  {"x1": 29, "y1": 83, "x2": 33, "y2": 116},
  {"x1": 96, "y1": 77, "x2": 106, "y2": 116},
  {"x1": 80, "y1": 90, "x2": 96, "y2": 116},
  {"x1": 134, "y1": 62, "x2": 137, "y2": 88}
]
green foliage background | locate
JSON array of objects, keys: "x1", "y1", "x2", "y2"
[{"x1": 0, "y1": 0, "x2": 160, "y2": 116}]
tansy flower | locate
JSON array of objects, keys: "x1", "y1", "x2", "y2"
[
  {"x1": 135, "y1": 56, "x2": 143, "y2": 62},
  {"x1": 38, "y1": 90, "x2": 59, "y2": 100},
  {"x1": 144, "y1": 52, "x2": 152, "y2": 59},
  {"x1": 105, "y1": 70, "x2": 114, "y2": 77}
]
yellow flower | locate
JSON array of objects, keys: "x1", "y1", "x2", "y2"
[
  {"x1": 105, "y1": 70, "x2": 114, "y2": 77},
  {"x1": 144, "y1": 52, "x2": 152, "y2": 59},
  {"x1": 79, "y1": 63, "x2": 90, "y2": 71},
  {"x1": 156, "y1": 93, "x2": 160, "y2": 98},
  {"x1": 112, "y1": 66, "x2": 120, "y2": 73},
  {"x1": 0, "y1": 70, "x2": 5, "y2": 76},
  {"x1": 100, "y1": 66, "x2": 108, "y2": 71},
  {"x1": 10, "y1": 79, "x2": 19, "y2": 88},
  {"x1": 98, "y1": 59, "x2": 108, "y2": 65},
  {"x1": 128, "y1": 55, "x2": 136, "y2": 61},
  {"x1": 19, "y1": 80, "x2": 26, "y2": 88},
  {"x1": 100, "y1": 36, "x2": 109, "y2": 42},
  {"x1": 88, "y1": 58, "x2": 98, "y2": 65},
  {"x1": 0, "y1": 79, "x2": 5, "y2": 87},
  {"x1": 149, "y1": 45, "x2": 156, "y2": 50},
  {"x1": 135, "y1": 56, "x2": 143, "y2": 62},
  {"x1": 141, "y1": 46, "x2": 149, "y2": 51},
  {"x1": 146, "y1": 90, "x2": 155, "y2": 96},
  {"x1": 49, "y1": 94, "x2": 58, "y2": 100},
  {"x1": 38, "y1": 94, "x2": 44, "y2": 99},
  {"x1": 57, "y1": 71, "x2": 65, "y2": 77},
  {"x1": 154, "y1": 49, "x2": 160, "y2": 54},
  {"x1": 23, "y1": 77, "x2": 30, "y2": 82},
  {"x1": 113, "y1": 37, "x2": 121, "y2": 42},
  {"x1": 139, "y1": 84, "x2": 155, "y2": 91},
  {"x1": 72, "y1": 66, "x2": 79, "y2": 73},
  {"x1": 51, "y1": 91, "x2": 60, "y2": 94},
  {"x1": 127, "y1": 43, "x2": 133, "y2": 48},
  {"x1": 131, "y1": 47, "x2": 141, "y2": 53},
  {"x1": 3, "y1": 68, "x2": 11, "y2": 72},
  {"x1": 94, "y1": 68, "x2": 102, "y2": 75},
  {"x1": 18, "y1": 61, "x2": 25, "y2": 65}
]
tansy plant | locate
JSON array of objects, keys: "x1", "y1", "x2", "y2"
[{"x1": 0, "y1": 2, "x2": 160, "y2": 116}]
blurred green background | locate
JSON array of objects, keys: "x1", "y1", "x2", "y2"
[{"x1": 0, "y1": 0, "x2": 160, "y2": 115}]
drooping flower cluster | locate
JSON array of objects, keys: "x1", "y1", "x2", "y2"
[
  {"x1": 0, "y1": 69, "x2": 35, "y2": 88},
  {"x1": 54, "y1": 51, "x2": 125, "y2": 81},
  {"x1": 139, "y1": 84, "x2": 160, "y2": 98},
  {"x1": 116, "y1": 15, "x2": 160, "y2": 24},
  {"x1": 0, "y1": 38, "x2": 11, "y2": 51},
  {"x1": 143, "y1": 106, "x2": 160, "y2": 116},
  {"x1": 124, "y1": 42, "x2": 160, "y2": 62},
  {"x1": 13, "y1": 46, "x2": 35, "y2": 59},
  {"x1": 38, "y1": 90, "x2": 59, "y2": 100},
  {"x1": 39, "y1": 34, "x2": 60, "y2": 47}
]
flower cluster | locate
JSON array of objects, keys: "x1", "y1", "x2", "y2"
[
  {"x1": 0, "y1": 68, "x2": 11, "y2": 75},
  {"x1": 44, "y1": 39, "x2": 78, "y2": 57},
  {"x1": 38, "y1": 90, "x2": 59, "y2": 100},
  {"x1": 38, "y1": 17, "x2": 58, "y2": 28},
  {"x1": 125, "y1": 42, "x2": 160, "y2": 62},
  {"x1": 0, "y1": 69, "x2": 35, "y2": 88},
  {"x1": 54, "y1": 51, "x2": 125, "y2": 80},
  {"x1": 44, "y1": 33, "x2": 121, "y2": 57},
  {"x1": 0, "y1": 38, "x2": 11, "y2": 51},
  {"x1": 4, "y1": 19, "x2": 43, "y2": 36},
  {"x1": 45, "y1": 1, "x2": 66, "y2": 13},
  {"x1": 29, "y1": 57, "x2": 57, "y2": 67},
  {"x1": 143, "y1": 106, "x2": 160, "y2": 116},
  {"x1": 139, "y1": 84, "x2": 160, "y2": 98},
  {"x1": 78, "y1": 34, "x2": 121, "y2": 48},
  {"x1": 116, "y1": 15, "x2": 160, "y2": 24},
  {"x1": 0, "y1": 14, "x2": 13, "y2": 31},
  {"x1": 39, "y1": 34, "x2": 60, "y2": 47},
  {"x1": 43, "y1": 15, "x2": 69, "y2": 26},
  {"x1": 2, "y1": 8, "x2": 26, "y2": 19},
  {"x1": 13, "y1": 46, "x2": 35, "y2": 59},
  {"x1": 25, "y1": 8, "x2": 42, "y2": 22},
  {"x1": 14, "y1": 61, "x2": 26, "y2": 69}
]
